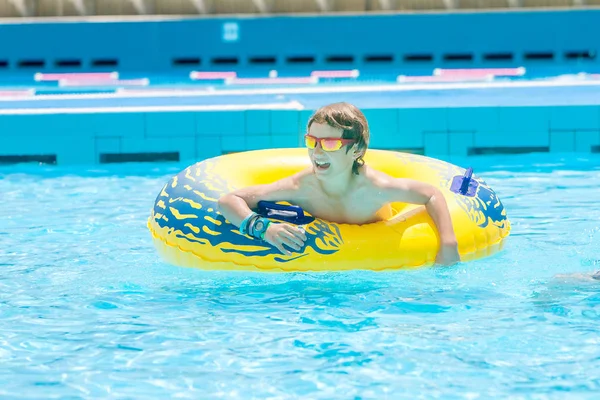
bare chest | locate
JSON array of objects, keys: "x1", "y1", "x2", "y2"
[{"x1": 297, "y1": 191, "x2": 384, "y2": 225}]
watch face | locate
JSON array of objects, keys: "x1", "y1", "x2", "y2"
[{"x1": 254, "y1": 220, "x2": 265, "y2": 231}]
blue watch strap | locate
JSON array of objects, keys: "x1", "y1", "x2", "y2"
[{"x1": 240, "y1": 212, "x2": 258, "y2": 235}]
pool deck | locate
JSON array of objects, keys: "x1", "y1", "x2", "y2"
[{"x1": 1, "y1": 79, "x2": 600, "y2": 114}]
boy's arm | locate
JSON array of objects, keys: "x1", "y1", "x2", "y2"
[
  {"x1": 218, "y1": 175, "x2": 307, "y2": 255},
  {"x1": 217, "y1": 175, "x2": 300, "y2": 228},
  {"x1": 376, "y1": 177, "x2": 460, "y2": 264}
]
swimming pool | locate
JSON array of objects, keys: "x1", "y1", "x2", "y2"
[{"x1": 2, "y1": 152, "x2": 599, "y2": 398}]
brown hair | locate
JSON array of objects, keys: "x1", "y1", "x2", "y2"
[{"x1": 307, "y1": 102, "x2": 370, "y2": 175}]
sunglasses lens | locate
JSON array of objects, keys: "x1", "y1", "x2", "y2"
[
  {"x1": 322, "y1": 139, "x2": 343, "y2": 151},
  {"x1": 305, "y1": 136, "x2": 316, "y2": 149}
]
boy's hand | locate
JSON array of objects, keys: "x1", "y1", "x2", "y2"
[
  {"x1": 264, "y1": 223, "x2": 307, "y2": 255},
  {"x1": 435, "y1": 241, "x2": 461, "y2": 266}
]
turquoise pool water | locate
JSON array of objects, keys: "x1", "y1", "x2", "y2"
[{"x1": 1, "y1": 153, "x2": 600, "y2": 399}]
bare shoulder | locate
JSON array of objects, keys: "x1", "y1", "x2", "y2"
[
  {"x1": 292, "y1": 168, "x2": 323, "y2": 195},
  {"x1": 361, "y1": 165, "x2": 396, "y2": 189},
  {"x1": 228, "y1": 168, "x2": 312, "y2": 207},
  {"x1": 294, "y1": 167, "x2": 317, "y2": 185},
  {"x1": 363, "y1": 165, "x2": 431, "y2": 190},
  {"x1": 359, "y1": 164, "x2": 435, "y2": 204}
]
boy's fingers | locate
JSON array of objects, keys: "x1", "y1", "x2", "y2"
[
  {"x1": 276, "y1": 243, "x2": 290, "y2": 255},
  {"x1": 285, "y1": 224, "x2": 307, "y2": 241},
  {"x1": 281, "y1": 234, "x2": 302, "y2": 250}
]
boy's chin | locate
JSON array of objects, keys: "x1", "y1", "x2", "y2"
[{"x1": 313, "y1": 167, "x2": 330, "y2": 177}]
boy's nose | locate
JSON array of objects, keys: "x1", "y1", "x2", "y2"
[{"x1": 313, "y1": 143, "x2": 324, "y2": 154}]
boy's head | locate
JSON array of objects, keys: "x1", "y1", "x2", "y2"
[{"x1": 306, "y1": 102, "x2": 370, "y2": 176}]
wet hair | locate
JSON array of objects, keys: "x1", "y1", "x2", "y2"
[{"x1": 307, "y1": 102, "x2": 370, "y2": 175}]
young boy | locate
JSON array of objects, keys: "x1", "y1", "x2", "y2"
[{"x1": 218, "y1": 102, "x2": 461, "y2": 265}]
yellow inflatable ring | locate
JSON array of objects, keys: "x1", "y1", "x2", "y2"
[{"x1": 148, "y1": 148, "x2": 510, "y2": 272}]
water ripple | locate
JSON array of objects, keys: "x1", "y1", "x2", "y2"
[{"x1": 1, "y1": 155, "x2": 600, "y2": 399}]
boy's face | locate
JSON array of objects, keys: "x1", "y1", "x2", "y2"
[{"x1": 307, "y1": 122, "x2": 357, "y2": 178}]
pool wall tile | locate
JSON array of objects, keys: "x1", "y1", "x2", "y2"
[{"x1": 1, "y1": 104, "x2": 600, "y2": 166}]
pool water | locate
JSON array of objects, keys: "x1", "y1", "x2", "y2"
[{"x1": 1, "y1": 153, "x2": 600, "y2": 399}]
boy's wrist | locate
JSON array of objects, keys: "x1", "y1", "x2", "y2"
[
  {"x1": 250, "y1": 216, "x2": 271, "y2": 240},
  {"x1": 259, "y1": 220, "x2": 272, "y2": 240},
  {"x1": 240, "y1": 212, "x2": 258, "y2": 235}
]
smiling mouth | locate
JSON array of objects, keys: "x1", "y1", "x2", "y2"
[{"x1": 314, "y1": 161, "x2": 331, "y2": 170}]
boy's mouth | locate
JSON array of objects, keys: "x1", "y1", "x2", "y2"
[{"x1": 315, "y1": 161, "x2": 331, "y2": 170}]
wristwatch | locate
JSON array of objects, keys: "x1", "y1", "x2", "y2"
[{"x1": 251, "y1": 217, "x2": 271, "y2": 240}]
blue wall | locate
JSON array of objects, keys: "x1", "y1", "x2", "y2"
[
  {"x1": 2, "y1": 10, "x2": 600, "y2": 165},
  {"x1": 1, "y1": 105, "x2": 599, "y2": 165},
  {"x1": 0, "y1": 10, "x2": 598, "y2": 74}
]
